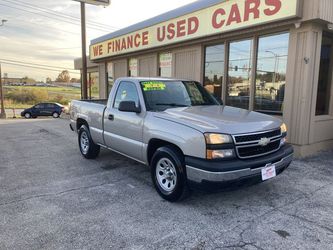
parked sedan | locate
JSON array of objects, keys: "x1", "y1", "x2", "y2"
[{"x1": 21, "y1": 103, "x2": 64, "y2": 119}]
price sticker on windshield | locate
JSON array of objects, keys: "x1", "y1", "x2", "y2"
[{"x1": 142, "y1": 81, "x2": 166, "y2": 91}]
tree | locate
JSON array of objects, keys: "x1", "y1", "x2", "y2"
[
  {"x1": 56, "y1": 70, "x2": 70, "y2": 83},
  {"x1": 22, "y1": 76, "x2": 36, "y2": 84},
  {"x1": 70, "y1": 77, "x2": 80, "y2": 83},
  {"x1": 46, "y1": 77, "x2": 52, "y2": 83}
]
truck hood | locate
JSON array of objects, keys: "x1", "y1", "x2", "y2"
[{"x1": 153, "y1": 106, "x2": 282, "y2": 135}]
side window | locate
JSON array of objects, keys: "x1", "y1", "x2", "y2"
[
  {"x1": 113, "y1": 82, "x2": 139, "y2": 109},
  {"x1": 35, "y1": 104, "x2": 44, "y2": 109},
  {"x1": 46, "y1": 104, "x2": 55, "y2": 108}
]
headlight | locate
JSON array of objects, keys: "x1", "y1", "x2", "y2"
[
  {"x1": 205, "y1": 133, "x2": 234, "y2": 159},
  {"x1": 204, "y1": 133, "x2": 233, "y2": 144},
  {"x1": 280, "y1": 123, "x2": 287, "y2": 134}
]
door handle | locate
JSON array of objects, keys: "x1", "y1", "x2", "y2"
[{"x1": 108, "y1": 114, "x2": 114, "y2": 121}]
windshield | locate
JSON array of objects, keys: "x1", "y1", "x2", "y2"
[{"x1": 140, "y1": 80, "x2": 220, "y2": 111}]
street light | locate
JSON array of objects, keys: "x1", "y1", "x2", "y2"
[
  {"x1": 0, "y1": 19, "x2": 7, "y2": 26},
  {"x1": 265, "y1": 50, "x2": 279, "y2": 85}
]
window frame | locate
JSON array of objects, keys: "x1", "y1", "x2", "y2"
[
  {"x1": 203, "y1": 30, "x2": 290, "y2": 116},
  {"x1": 128, "y1": 58, "x2": 138, "y2": 77},
  {"x1": 226, "y1": 37, "x2": 255, "y2": 110},
  {"x1": 159, "y1": 52, "x2": 173, "y2": 78},
  {"x1": 112, "y1": 81, "x2": 140, "y2": 109},
  {"x1": 315, "y1": 31, "x2": 333, "y2": 117},
  {"x1": 203, "y1": 43, "x2": 225, "y2": 101}
]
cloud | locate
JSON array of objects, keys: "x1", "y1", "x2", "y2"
[{"x1": 0, "y1": 0, "x2": 196, "y2": 81}]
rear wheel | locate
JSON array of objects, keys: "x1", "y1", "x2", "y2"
[
  {"x1": 24, "y1": 113, "x2": 31, "y2": 119},
  {"x1": 151, "y1": 146, "x2": 189, "y2": 202},
  {"x1": 78, "y1": 125, "x2": 100, "y2": 159}
]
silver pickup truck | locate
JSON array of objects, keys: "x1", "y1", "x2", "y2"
[{"x1": 69, "y1": 77, "x2": 293, "y2": 201}]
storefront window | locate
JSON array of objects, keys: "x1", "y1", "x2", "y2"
[
  {"x1": 255, "y1": 33, "x2": 289, "y2": 115},
  {"x1": 129, "y1": 58, "x2": 138, "y2": 77},
  {"x1": 227, "y1": 39, "x2": 253, "y2": 109},
  {"x1": 107, "y1": 62, "x2": 114, "y2": 94},
  {"x1": 88, "y1": 72, "x2": 99, "y2": 99},
  {"x1": 204, "y1": 44, "x2": 224, "y2": 99},
  {"x1": 159, "y1": 53, "x2": 172, "y2": 77},
  {"x1": 316, "y1": 32, "x2": 333, "y2": 116}
]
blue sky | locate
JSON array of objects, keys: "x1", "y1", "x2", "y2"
[{"x1": 0, "y1": 0, "x2": 195, "y2": 81}]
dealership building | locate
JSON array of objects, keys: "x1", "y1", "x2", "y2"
[{"x1": 75, "y1": 0, "x2": 333, "y2": 156}]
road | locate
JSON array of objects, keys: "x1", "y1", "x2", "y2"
[{"x1": 0, "y1": 118, "x2": 332, "y2": 249}]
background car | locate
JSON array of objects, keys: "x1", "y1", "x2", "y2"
[{"x1": 21, "y1": 103, "x2": 64, "y2": 119}]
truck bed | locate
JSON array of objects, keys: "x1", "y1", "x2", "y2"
[{"x1": 70, "y1": 99, "x2": 107, "y2": 145}]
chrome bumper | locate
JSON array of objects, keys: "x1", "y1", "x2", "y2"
[{"x1": 186, "y1": 153, "x2": 293, "y2": 183}]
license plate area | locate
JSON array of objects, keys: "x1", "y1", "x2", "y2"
[{"x1": 261, "y1": 164, "x2": 276, "y2": 181}]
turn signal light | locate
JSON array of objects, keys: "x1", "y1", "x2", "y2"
[{"x1": 207, "y1": 149, "x2": 234, "y2": 159}]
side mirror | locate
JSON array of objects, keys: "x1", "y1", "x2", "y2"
[{"x1": 118, "y1": 101, "x2": 141, "y2": 113}]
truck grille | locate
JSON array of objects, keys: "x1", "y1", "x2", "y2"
[
  {"x1": 237, "y1": 140, "x2": 281, "y2": 158},
  {"x1": 233, "y1": 129, "x2": 282, "y2": 159}
]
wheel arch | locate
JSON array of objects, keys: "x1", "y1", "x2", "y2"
[
  {"x1": 147, "y1": 139, "x2": 185, "y2": 166},
  {"x1": 76, "y1": 118, "x2": 89, "y2": 131}
]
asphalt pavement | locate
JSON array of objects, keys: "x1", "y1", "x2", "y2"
[{"x1": 0, "y1": 118, "x2": 332, "y2": 249}]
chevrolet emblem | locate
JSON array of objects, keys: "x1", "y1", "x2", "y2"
[{"x1": 258, "y1": 137, "x2": 271, "y2": 147}]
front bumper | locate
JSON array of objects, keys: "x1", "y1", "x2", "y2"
[{"x1": 185, "y1": 144, "x2": 293, "y2": 184}]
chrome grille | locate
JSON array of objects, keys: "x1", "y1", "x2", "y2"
[
  {"x1": 233, "y1": 129, "x2": 282, "y2": 159},
  {"x1": 234, "y1": 129, "x2": 281, "y2": 144}
]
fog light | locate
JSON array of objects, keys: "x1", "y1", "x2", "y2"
[
  {"x1": 207, "y1": 149, "x2": 234, "y2": 159},
  {"x1": 280, "y1": 137, "x2": 287, "y2": 146}
]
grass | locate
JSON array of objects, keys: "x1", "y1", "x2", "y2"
[{"x1": 3, "y1": 85, "x2": 82, "y2": 109}]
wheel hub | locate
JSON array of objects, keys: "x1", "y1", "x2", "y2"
[
  {"x1": 80, "y1": 132, "x2": 89, "y2": 154},
  {"x1": 156, "y1": 158, "x2": 177, "y2": 192}
]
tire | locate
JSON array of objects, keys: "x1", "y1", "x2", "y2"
[
  {"x1": 52, "y1": 112, "x2": 59, "y2": 118},
  {"x1": 151, "y1": 146, "x2": 189, "y2": 202},
  {"x1": 24, "y1": 113, "x2": 31, "y2": 119},
  {"x1": 78, "y1": 125, "x2": 100, "y2": 159}
]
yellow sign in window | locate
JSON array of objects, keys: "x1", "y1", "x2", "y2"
[{"x1": 142, "y1": 81, "x2": 166, "y2": 91}]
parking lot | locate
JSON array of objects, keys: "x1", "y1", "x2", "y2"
[{"x1": 0, "y1": 118, "x2": 332, "y2": 249}]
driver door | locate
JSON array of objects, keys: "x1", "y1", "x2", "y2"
[{"x1": 103, "y1": 81, "x2": 145, "y2": 162}]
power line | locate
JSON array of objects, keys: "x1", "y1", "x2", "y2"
[
  {"x1": 1, "y1": 61, "x2": 80, "y2": 75},
  {"x1": 0, "y1": 58, "x2": 78, "y2": 71},
  {"x1": 0, "y1": 2, "x2": 110, "y2": 32},
  {"x1": 0, "y1": 0, "x2": 116, "y2": 30},
  {"x1": 0, "y1": 2, "x2": 115, "y2": 32},
  {"x1": 39, "y1": 47, "x2": 81, "y2": 51},
  {"x1": 9, "y1": 0, "x2": 118, "y2": 30}
]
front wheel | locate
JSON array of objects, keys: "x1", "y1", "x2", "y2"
[
  {"x1": 24, "y1": 113, "x2": 31, "y2": 119},
  {"x1": 52, "y1": 112, "x2": 59, "y2": 118},
  {"x1": 78, "y1": 125, "x2": 100, "y2": 159},
  {"x1": 151, "y1": 146, "x2": 189, "y2": 202}
]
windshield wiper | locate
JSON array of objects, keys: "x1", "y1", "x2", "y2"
[{"x1": 155, "y1": 103, "x2": 189, "y2": 107}]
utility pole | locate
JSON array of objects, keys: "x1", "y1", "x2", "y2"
[
  {"x1": 74, "y1": 0, "x2": 111, "y2": 99},
  {"x1": 0, "y1": 62, "x2": 6, "y2": 119},
  {"x1": 80, "y1": 2, "x2": 88, "y2": 100},
  {"x1": 0, "y1": 19, "x2": 8, "y2": 118}
]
